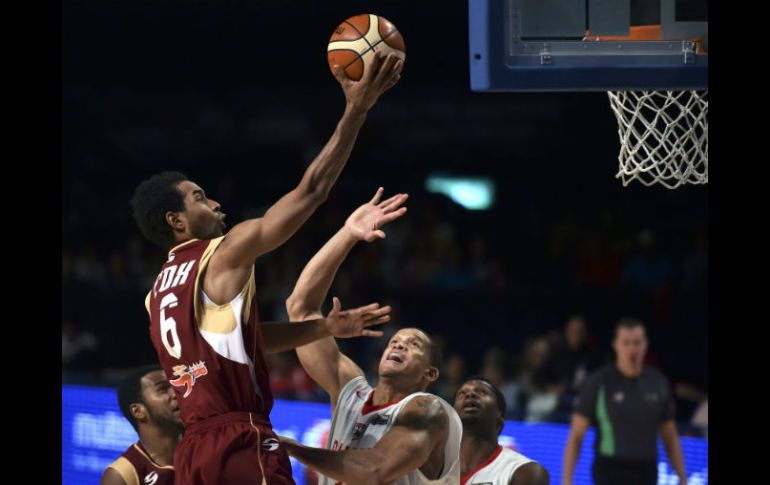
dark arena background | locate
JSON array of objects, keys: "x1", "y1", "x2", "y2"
[{"x1": 62, "y1": 1, "x2": 708, "y2": 484}]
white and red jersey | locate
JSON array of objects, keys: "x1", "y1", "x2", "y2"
[
  {"x1": 461, "y1": 445, "x2": 535, "y2": 485},
  {"x1": 322, "y1": 376, "x2": 462, "y2": 485}
]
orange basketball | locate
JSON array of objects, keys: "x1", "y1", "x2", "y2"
[{"x1": 327, "y1": 14, "x2": 406, "y2": 81}]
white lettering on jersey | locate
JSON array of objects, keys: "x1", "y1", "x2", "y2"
[
  {"x1": 154, "y1": 260, "x2": 198, "y2": 297},
  {"x1": 159, "y1": 293, "x2": 181, "y2": 359}
]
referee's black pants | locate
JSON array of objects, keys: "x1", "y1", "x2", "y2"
[{"x1": 592, "y1": 456, "x2": 658, "y2": 485}]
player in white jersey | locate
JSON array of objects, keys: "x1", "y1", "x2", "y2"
[
  {"x1": 280, "y1": 188, "x2": 462, "y2": 484},
  {"x1": 455, "y1": 377, "x2": 549, "y2": 485}
]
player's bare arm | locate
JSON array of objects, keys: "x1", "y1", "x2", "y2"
[
  {"x1": 261, "y1": 297, "x2": 391, "y2": 355},
  {"x1": 203, "y1": 54, "x2": 404, "y2": 306},
  {"x1": 285, "y1": 188, "x2": 408, "y2": 404},
  {"x1": 281, "y1": 395, "x2": 449, "y2": 484}
]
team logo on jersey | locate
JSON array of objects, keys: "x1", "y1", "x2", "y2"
[
  {"x1": 352, "y1": 422, "x2": 368, "y2": 441},
  {"x1": 170, "y1": 361, "x2": 208, "y2": 398},
  {"x1": 144, "y1": 472, "x2": 159, "y2": 485},
  {"x1": 368, "y1": 413, "x2": 391, "y2": 426},
  {"x1": 613, "y1": 391, "x2": 625, "y2": 403},
  {"x1": 262, "y1": 437, "x2": 280, "y2": 452},
  {"x1": 645, "y1": 393, "x2": 660, "y2": 404}
]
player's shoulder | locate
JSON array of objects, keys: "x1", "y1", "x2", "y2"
[
  {"x1": 398, "y1": 393, "x2": 450, "y2": 429},
  {"x1": 511, "y1": 460, "x2": 550, "y2": 485},
  {"x1": 407, "y1": 393, "x2": 443, "y2": 407},
  {"x1": 404, "y1": 392, "x2": 452, "y2": 410},
  {"x1": 338, "y1": 375, "x2": 372, "y2": 405},
  {"x1": 104, "y1": 453, "x2": 138, "y2": 485}
]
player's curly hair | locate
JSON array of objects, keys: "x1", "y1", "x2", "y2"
[
  {"x1": 117, "y1": 365, "x2": 163, "y2": 432},
  {"x1": 130, "y1": 171, "x2": 189, "y2": 247}
]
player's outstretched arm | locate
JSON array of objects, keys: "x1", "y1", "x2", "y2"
[
  {"x1": 285, "y1": 188, "x2": 408, "y2": 406},
  {"x1": 261, "y1": 298, "x2": 390, "y2": 356},
  {"x1": 204, "y1": 55, "x2": 404, "y2": 305},
  {"x1": 281, "y1": 395, "x2": 448, "y2": 485}
]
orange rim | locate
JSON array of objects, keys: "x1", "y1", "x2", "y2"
[{"x1": 584, "y1": 25, "x2": 704, "y2": 53}]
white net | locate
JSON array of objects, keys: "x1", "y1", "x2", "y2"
[{"x1": 607, "y1": 90, "x2": 708, "y2": 189}]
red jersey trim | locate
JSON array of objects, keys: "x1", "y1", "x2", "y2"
[
  {"x1": 133, "y1": 443, "x2": 175, "y2": 470},
  {"x1": 461, "y1": 445, "x2": 503, "y2": 485},
  {"x1": 360, "y1": 389, "x2": 402, "y2": 415},
  {"x1": 168, "y1": 238, "x2": 200, "y2": 256}
]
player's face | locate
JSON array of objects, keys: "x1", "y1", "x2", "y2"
[
  {"x1": 613, "y1": 327, "x2": 648, "y2": 368},
  {"x1": 454, "y1": 380, "x2": 501, "y2": 430},
  {"x1": 176, "y1": 181, "x2": 226, "y2": 240},
  {"x1": 379, "y1": 328, "x2": 434, "y2": 382},
  {"x1": 141, "y1": 370, "x2": 184, "y2": 433}
]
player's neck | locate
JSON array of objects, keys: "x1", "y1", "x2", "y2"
[
  {"x1": 168, "y1": 236, "x2": 195, "y2": 252},
  {"x1": 372, "y1": 380, "x2": 417, "y2": 405},
  {"x1": 138, "y1": 427, "x2": 181, "y2": 467},
  {"x1": 460, "y1": 434, "x2": 500, "y2": 476}
]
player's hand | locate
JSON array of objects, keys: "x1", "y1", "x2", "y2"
[
  {"x1": 323, "y1": 297, "x2": 391, "y2": 339},
  {"x1": 333, "y1": 52, "x2": 403, "y2": 112},
  {"x1": 344, "y1": 187, "x2": 408, "y2": 242},
  {"x1": 278, "y1": 435, "x2": 300, "y2": 448}
]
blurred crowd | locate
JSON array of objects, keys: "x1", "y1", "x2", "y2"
[{"x1": 63, "y1": 88, "x2": 707, "y2": 437}]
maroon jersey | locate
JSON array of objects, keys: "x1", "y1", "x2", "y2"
[
  {"x1": 106, "y1": 442, "x2": 175, "y2": 485},
  {"x1": 145, "y1": 237, "x2": 273, "y2": 425},
  {"x1": 145, "y1": 237, "x2": 294, "y2": 484}
]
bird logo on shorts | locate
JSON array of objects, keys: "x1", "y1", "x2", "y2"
[
  {"x1": 262, "y1": 438, "x2": 280, "y2": 452},
  {"x1": 170, "y1": 361, "x2": 208, "y2": 398},
  {"x1": 144, "y1": 472, "x2": 158, "y2": 485}
]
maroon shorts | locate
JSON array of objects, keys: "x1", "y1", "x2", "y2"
[{"x1": 174, "y1": 412, "x2": 295, "y2": 485}]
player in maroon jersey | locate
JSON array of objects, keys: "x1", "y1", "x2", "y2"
[
  {"x1": 129, "y1": 53, "x2": 402, "y2": 485},
  {"x1": 101, "y1": 366, "x2": 182, "y2": 485}
]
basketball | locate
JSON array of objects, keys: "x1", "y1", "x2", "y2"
[{"x1": 327, "y1": 14, "x2": 406, "y2": 81}]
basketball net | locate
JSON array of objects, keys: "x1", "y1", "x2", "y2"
[
  {"x1": 608, "y1": 90, "x2": 708, "y2": 189},
  {"x1": 588, "y1": 26, "x2": 708, "y2": 189}
]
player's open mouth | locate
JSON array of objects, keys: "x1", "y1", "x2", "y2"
[
  {"x1": 462, "y1": 400, "x2": 481, "y2": 412},
  {"x1": 386, "y1": 352, "x2": 404, "y2": 363}
]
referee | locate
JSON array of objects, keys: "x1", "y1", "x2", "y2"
[{"x1": 561, "y1": 318, "x2": 687, "y2": 485}]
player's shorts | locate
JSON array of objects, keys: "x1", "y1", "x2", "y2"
[{"x1": 174, "y1": 411, "x2": 295, "y2": 485}]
